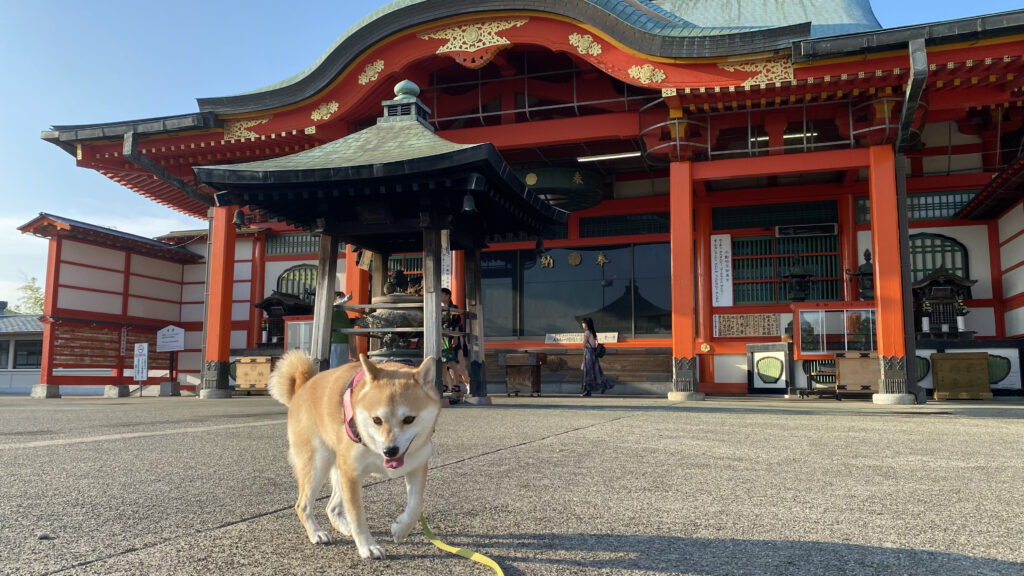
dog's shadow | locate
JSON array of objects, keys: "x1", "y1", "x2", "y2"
[{"x1": 407, "y1": 532, "x2": 1024, "y2": 575}]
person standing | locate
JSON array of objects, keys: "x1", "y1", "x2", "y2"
[
  {"x1": 330, "y1": 291, "x2": 352, "y2": 369},
  {"x1": 580, "y1": 317, "x2": 612, "y2": 396}
]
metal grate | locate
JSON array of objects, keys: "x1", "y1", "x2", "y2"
[
  {"x1": 266, "y1": 234, "x2": 321, "y2": 256},
  {"x1": 732, "y1": 235, "x2": 841, "y2": 304},
  {"x1": 579, "y1": 212, "x2": 670, "y2": 238},
  {"x1": 856, "y1": 190, "x2": 979, "y2": 224},
  {"x1": 908, "y1": 233, "x2": 969, "y2": 283},
  {"x1": 277, "y1": 264, "x2": 318, "y2": 303},
  {"x1": 713, "y1": 201, "x2": 836, "y2": 231}
]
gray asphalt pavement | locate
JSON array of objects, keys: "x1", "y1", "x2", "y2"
[{"x1": 1, "y1": 393, "x2": 1022, "y2": 576}]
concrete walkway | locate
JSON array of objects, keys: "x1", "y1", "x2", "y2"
[{"x1": 1, "y1": 394, "x2": 1022, "y2": 575}]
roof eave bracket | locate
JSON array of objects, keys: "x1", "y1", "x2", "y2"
[
  {"x1": 122, "y1": 132, "x2": 214, "y2": 208},
  {"x1": 895, "y1": 37, "x2": 928, "y2": 154}
]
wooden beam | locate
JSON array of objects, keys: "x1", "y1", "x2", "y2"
[
  {"x1": 310, "y1": 234, "x2": 338, "y2": 372},
  {"x1": 692, "y1": 148, "x2": 870, "y2": 181},
  {"x1": 465, "y1": 247, "x2": 486, "y2": 398},
  {"x1": 422, "y1": 222, "x2": 443, "y2": 393},
  {"x1": 438, "y1": 112, "x2": 639, "y2": 150}
]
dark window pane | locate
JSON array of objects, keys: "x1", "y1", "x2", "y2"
[
  {"x1": 633, "y1": 243, "x2": 672, "y2": 334},
  {"x1": 482, "y1": 251, "x2": 517, "y2": 337},
  {"x1": 522, "y1": 247, "x2": 632, "y2": 338},
  {"x1": 14, "y1": 340, "x2": 42, "y2": 369},
  {"x1": 0, "y1": 340, "x2": 9, "y2": 369}
]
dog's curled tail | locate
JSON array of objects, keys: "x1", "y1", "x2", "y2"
[{"x1": 267, "y1": 350, "x2": 316, "y2": 407}]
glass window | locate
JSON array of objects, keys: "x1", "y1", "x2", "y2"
[
  {"x1": 798, "y1": 310, "x2": 875, "y2": 355},
  {"x1": 521, "y1": 247, "x2": 632, "y2": 337},
  {"x1": 0, "y1": 340, "x2": 9, "y2": 369},
  {"x1": 482, "y1": 251, "x2": 517, "y2": 337},
  {"x1": 633, "y1": 243, "x2": 672, "y2": 335},
  {"x1": 13, "y1": 340, "x2": 42, "y2": 369},
  {"x1": 482, "y1": 243, "x2": 672, "y2": 339}
]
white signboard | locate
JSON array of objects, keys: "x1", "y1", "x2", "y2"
[
  {"x1": 544, "y1": 332, "x2": 618, "y2": 344},
  {"x1": 156, "y1": 325, "x2": 185, "y2": 352},
  {"x1": 711, "y1": 234, "x2": 733, "y2": 307},
  {"x1": 441, "y1": 229, "x2": 452, "y2": 290},
  {"x1": 133, "y1": 343, "x2": 149, "y2": 382}
]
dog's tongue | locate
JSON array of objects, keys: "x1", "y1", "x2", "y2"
[{"x1": 384, "y1": 455, "x2": 404, "y2": 469}]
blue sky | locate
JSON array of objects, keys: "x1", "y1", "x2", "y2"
[{"x1": 0, "y1": 0, "x2": 1020, "y2": 308}]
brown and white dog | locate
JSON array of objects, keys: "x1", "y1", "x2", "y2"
[{"x1": 267, "y1": 351, "x2": 441, "y2": 559}]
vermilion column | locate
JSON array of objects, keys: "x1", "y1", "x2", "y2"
[
  {"x1": 200, "y1": 206, "x2": 236, "y2": 399},
  {"x1": 344, "y1": 246, "x2": 371, "y2": 357},
  {"x1": 31, "y1": 238, "x2": 62, "y2": 398},
  {"x1": 452, "y1": 249, "x2": 466, "y2": 308},
  {"x1": 695, "y1": 203, "x2": 714, "y2": 387},
  {"x1": 867, "y1": 146, "x2": 913, "y2": 403},
  {"x1": 669, "y1": 161, "x2": 703, "y2": 400}
]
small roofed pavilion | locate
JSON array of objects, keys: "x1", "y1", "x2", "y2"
[{"x1": 195, "y1": 80, "x2": 567, "y2": 398}]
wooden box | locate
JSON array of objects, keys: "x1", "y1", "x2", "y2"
[
  {"x1": 503, "y1": 353, "x2": 547, "y2": 396},
  {"x1": 235, "y1": 356, "x2": 275, "y2": 390},
  {"x1": 835, "y1": 352, "x2": 879, "y2": 398},
  {"x1": 932, "y1": 352, "x2": 992, "y2": 400}
]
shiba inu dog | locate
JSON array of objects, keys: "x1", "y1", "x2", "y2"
[{"x1": 267, "y1": 351, "x2": 441, "y2": 559}]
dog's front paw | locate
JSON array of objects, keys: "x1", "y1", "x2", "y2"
[
  {"x1": 391, "y1": 516, "x2": 416, "y2": 543},
  {"x1": 309, "y1": 530, "x2": 332, "y2": 545},
  {"x1": 357, "y1": 542, "x2": 386, "y2": 560}
]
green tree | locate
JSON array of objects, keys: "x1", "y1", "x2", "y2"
[{"x1": 14, "y1": 276, "x2": 44, "y2": 315}]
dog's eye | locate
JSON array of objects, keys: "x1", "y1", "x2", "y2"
[
  {"x1": 402, "y1": 416, "x2": 415, "y2": 425},
  {"x1": 372, "y1": 417, "x2": 383, "y2": 426}
]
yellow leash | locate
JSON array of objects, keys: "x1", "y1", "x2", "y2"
[{"x1": 419, "y1": 514, "x2": 504, "y2": 575}]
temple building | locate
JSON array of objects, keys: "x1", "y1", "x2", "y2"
[{"x1": 31, "y1": 0, "x2": 1024, "y2": 401}]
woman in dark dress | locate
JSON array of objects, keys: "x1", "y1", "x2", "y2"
[{"x1": 580, "y1": 317, "x2": 612, "y2": 396}]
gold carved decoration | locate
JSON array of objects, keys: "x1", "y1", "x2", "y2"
[
  {"x1": 540, "y1": 255, "x2": 555, "y2": 269},
  {"x1": 358, "y1": 59, "x2": 384, "y2": 85},
  {"x1": 628, "y1": 64, "x2": 666, "y2": 85},
  {"x1": 525, "y1": 172, "x2": 538, "y2": 186},
  {"x1": 718, "y1": 58, "x2": 794, "y2": 88},
  {"x1": 418, "y1": 18, "x2": 528, "y2": 54},
  {"x1": 568, "y1": 33, "x2": 602, "y2": 56},
  {"x1": 224, "y1": 117, "x2": 271, "y2": 140},
  {"x1": 572, "y1": 171, "x2": 584, "y2": 185},
  {"x1": 310, "y1": 101, "x2": 339, "y2": 122},
  {"x1": 568, "y1": 252, "x2": 582, "y2": 266},
  {"x1": 596, "y1": 252, "x2": 609, "y2": 266}
]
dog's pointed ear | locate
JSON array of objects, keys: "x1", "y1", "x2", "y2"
[
  {"x1": 416, "y1": 355, "x2": 436, "y2": 391},
  {"x1": 358, "y1": 354, "x2": 380, "y2": 383}
]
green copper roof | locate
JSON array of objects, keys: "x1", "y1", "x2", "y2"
[{"x1": 652, "y1": 0, "x2": 881, "y2": 37}]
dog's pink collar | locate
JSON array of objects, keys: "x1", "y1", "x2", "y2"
[{"x1": 342, "y1": 369, "x2": 365, "y2": 444}]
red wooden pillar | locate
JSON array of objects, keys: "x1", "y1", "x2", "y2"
[
  {"x1": 867, "y1": 146, "x2": 913, "y2": 403},
  {"x1": 669, "y1": 161, "x2": 703, "y2": 400},
  {"x1": 452, "y1": 249, "x2": 466, "y2": 308},
  {"x1": 200, "y1": 206, "x2": 236, "y2": 398},
  {"x1": 839, "y1": 193, "x2": 859, "y2": 301},
  {"x1": 344, "y1": 246, "x2": 371, "y2": 358},
  {"x1": 32, "y1": 238, "x2": 62, "y2": 398},
  {"x1": 695, "y1": 203, "x2": 714, "y2": 388}
]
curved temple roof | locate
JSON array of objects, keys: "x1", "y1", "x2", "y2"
[
  {"x1": 196, "y1": 82, "x2": 568, "y2": 253},
  {"x1": 197, "y1": 0, "x2": 814, "y2": 115}
]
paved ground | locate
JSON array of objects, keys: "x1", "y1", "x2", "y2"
[{"x1": 1, "y1": 393, "x2": 1022, "y2": 576}]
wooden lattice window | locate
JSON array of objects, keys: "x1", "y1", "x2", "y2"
[
  {"x1": 277, "y1": 264, "x2": 318, "y2": 303},
  {"x1": 732, "y1": 235, "x2": 842, "y2": 304},
  {"x1": 908, "y1": 233, "x2": 969, "y2": 283},
  {"x1": 266, "y1": 233, "x2": 322, "y2": 256}
]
